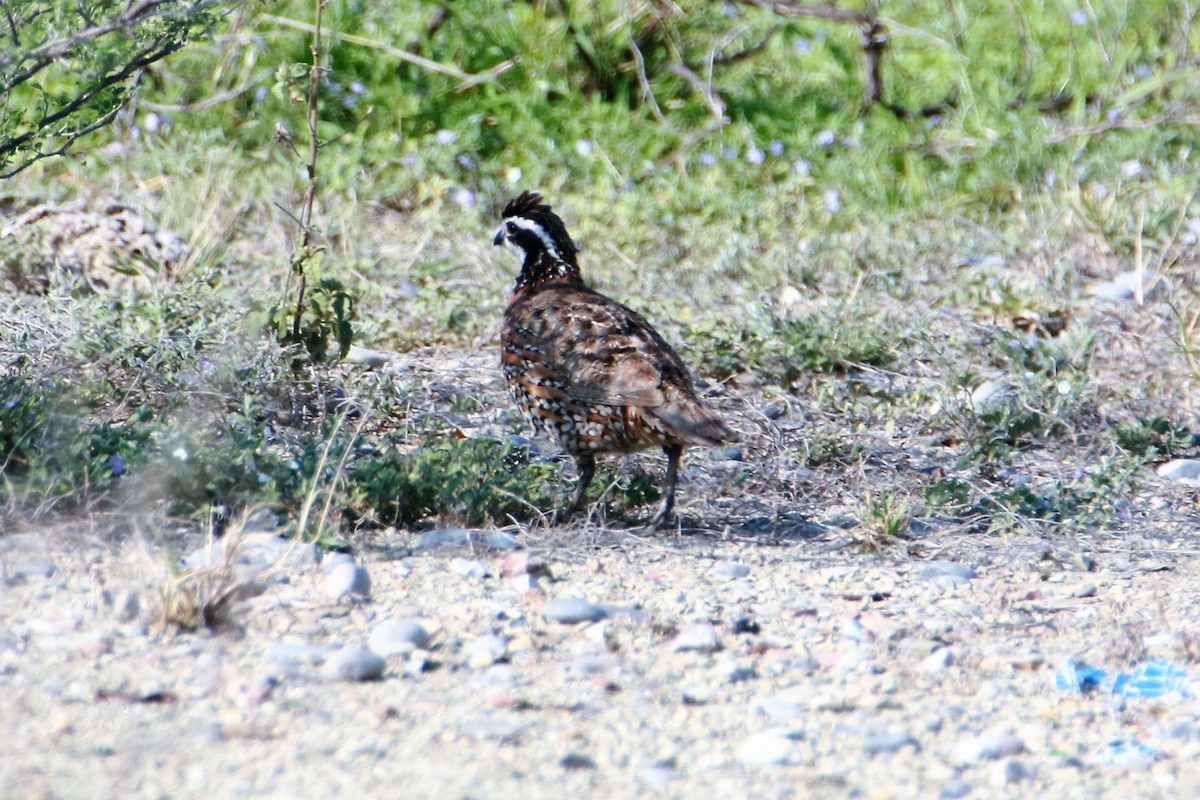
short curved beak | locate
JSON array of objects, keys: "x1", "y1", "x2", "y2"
[{"x1": 493, "y1": 229, "x2": 505, "y2": 246}]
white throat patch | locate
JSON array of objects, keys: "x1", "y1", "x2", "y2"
[{"x1": 505, "y1": 216, "x2": 560, "y2": 259}]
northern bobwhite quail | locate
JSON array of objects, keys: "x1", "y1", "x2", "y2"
[{"x1": 494, "y1": 191, "x2": 735, "y2": 524}]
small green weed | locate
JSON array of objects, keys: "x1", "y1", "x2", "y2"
[
  {"x1": 684, "y1": 303, "x2": 900, "y2": 385},
  {"x1": 347, "y1": 433, "x2": 558, "y2": 527},
  {"x1": 852, "y1": 492, "x2": 912, "y2": 551},
  {"x1": 1114, "y1": 416, "x2": 1196, "y2": 461}
]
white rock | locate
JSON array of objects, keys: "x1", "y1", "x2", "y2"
[
  {"x1": 738, "y1": 732, "x2": 796, "y2": 766},
  {"x1": 323, "y1": 563, "x2": 370, "y2": 599},
  {"x1": 1157, "y1": 459, "x2": 1200, "y2": 486},
  {"x1": 465, "y1": 635, "x2": 508, "y2": 669},
  {"x1": 369, "y1": 618, "x2": 431, "y2": 656},
  {"x1": 673, "y1": 625, "x2": 723, "y2": 653},
  {"x1": 322, "y1": 646, "x2": 385, "y2": 682}
]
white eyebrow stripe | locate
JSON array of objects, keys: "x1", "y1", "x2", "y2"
[{"x1": 506, "y1": 216, "x2": 559, "y2": 257}]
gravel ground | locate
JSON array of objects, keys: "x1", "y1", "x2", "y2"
[{"x1": 3, "y1": 517, "x2": 1200, "y2": 800}]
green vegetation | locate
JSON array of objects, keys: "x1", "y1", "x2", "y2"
[{"x1": 2, "y1": 0, "x2": 1198, "y2": 537}]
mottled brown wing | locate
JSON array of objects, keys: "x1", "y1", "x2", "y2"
[{"x1": 522, "y1": 286, "x2": 694, "y2": 409}]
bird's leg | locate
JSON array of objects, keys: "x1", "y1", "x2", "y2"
[
  {"x1": 564, "y1": 452, "x2": 596, "y2": 518},
  {"x1": 651, "y1": 444, "x2": 684, "y2": 527}
]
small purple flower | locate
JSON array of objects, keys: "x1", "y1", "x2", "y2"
[
  {"x1": 349, "y1": 82, "x2": 366, "y2": 95},
  {"x1": 1106, "y1": 108, "x2": 1121, "y2": 123},
  {"x1": 699, "y1": 151, "x2": 717, "y2": 166},
  {"x1": 1069, "y1": 9, "x2": 1087, "y2": 25},
  {"x1": 574, "y1": 139, "x2": 593, "y2": 157},
  {"x1": 823, "y1": 188, "x2": 841, "y2": 214},
  {"x1": 401, "y1": 153, "x2": 419, "y2": 167},
  {"x1": 457, "y1": 155, "x2": 475, "y2": 168},
  {"x1": 1044, "y1": 169, "x2": 1057, "y2": 188},
  {"x1": 769, "y1": 140, "x2": 784, "y2": 156},
  {"x1": 451, "y1": 188, "x2": 476, "y2": 208},
  {"x1": 435, "y1": 129, "x2": 458, "y2": 145},
  {"x1": 722, "y1": 145, "x2": 738, "y2": 160},
  {"x1": 745, "y1": 146, "x2": 765, "y2": 165},
  {"x1": 793, "y1": 38, "x2": 811, "y2": 54},
  {"x1": 4, "y1": 399, "x2": 16, "y2": 410},
  {"x1": 814, "y1": 130, "x2": 836, "y2": 147},
  {"x1": 1120, "y1": 159, "x2": 1142, "y2": 178},
  {"x1": 254, "y1": 85, "x2": 268, "y2": 101},
  {"x1": 142, "y1": 113, "x2": 163, "y2": 133},
  {"x1": 107, "y1": 455, "x2": 126, "y2": 477},
  {"x1": 792, "y1": 158, "x2": 811, "y2": 176}
]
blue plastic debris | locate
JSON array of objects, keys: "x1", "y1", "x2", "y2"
[
  {"x1": 1056, "y1": 658, "x2": 1194, "y2": 699},
  {"x1": 1112, "y1": 659, "x2": 1193, "y2": 698},
  {"x1": 1096, "y1": 739, "x2": 1164, "y2": 767},
  {"x1": 1056, "y1": 659, "x2": 1109, "y2": 695}
]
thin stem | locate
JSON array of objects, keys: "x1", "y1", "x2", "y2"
[{"x1": 292, "y1": 0, "x2": 323, "y2": 341}]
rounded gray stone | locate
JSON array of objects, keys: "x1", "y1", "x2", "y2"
[
  {"x1": 322, "y1": 646, "x2": 386, "y2": 682},
  {"x1": 543, "y1": 598, "x2": 608, "y2": 624},
  {"x1": 465, "y1": 635, "x2": 508, "y2": 669},
  {"x1": 11, "y1": 558, "x2": 56, "y2": 579},
  {"x1": 918, "y1": 561, "x2": 977, "y2": 585},
  {"x1": 323, "y1": 562, "x2": 371, "y2": 599},
  {"x1": 369, "y1": 618, "x2": 431, "y2": 655},
  {"x1": 711, "y1": 561, "x2": 751, "y2": 580},
  {"x1": 673, "y1": 624, "x2": 723, "y2": 653}
]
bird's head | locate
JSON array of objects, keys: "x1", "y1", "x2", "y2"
[{"x1": 494, "y1": 192, "x2": 582, "y2": 292}]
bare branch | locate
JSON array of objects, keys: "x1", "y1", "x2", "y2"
[
  {"x1": 733, "y1": 0, "x2": 873, "y2": 25},
  {"x1": 628, "y1": 31, "x2": 671, "y2": 129},
  {"x1": 259, "y1": 13, "x2": 500, "y2": 90},
  {"x1": 1045, "y1": 112, "x2": 1200, "y2": 143},
  {"x1": 667, "y1": 62, "x2": 727, "y2": 121}
]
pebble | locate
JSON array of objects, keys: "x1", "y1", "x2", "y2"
[
  {"x1": 751, "y1": 694, "x2": 807, "y2": 719},
  {"x1": 953, "y1": 732, "x2": 1026, "y2": 765},
  {"x1": 969, "y1": 379, "x2": 1015, "y2": 412},
  {"x1": 1071, "y1": 584, "x2": 1098, "y2": 598},
  {"x1": 920, "y1": 648, "x2": 955, "y2": 673},
  {"x1": 482, "y1": 532, "x2": 521, "y2": 551},
  {"x1": 918, "y1": 561, "x2": 977, "y2": 587},
  {"x1": 672, "y1": 625, "x2": 723, "y2": 653},
  {"x1": 466, "y1": 635, "x2": 508, "y2": 669},
  {"x1": 711, "y1": 561, "x2": 750, "y2": 580},
  {"x1": 322, "y1": 563, "x2": 371, "y2": 600},
  {"x1": 1087, "y1": 270, "x2": 1146, "y2": 301},
  {"x1": 369, "y1": 618, "x2": 431, "y2": 656},
  {"x1": 738, "y1": 732, "x2": 796, "y2": 766},
  {"x1": 863, "y1": 729, "x2": 920, "y2": 754},
  {"x1": 1157, "y1": 459, "x2": 1200, "y2": 485},
  {"x1": 265, "y1": 642, "x2": 328, "y2": 668},
  {"x1": 761, "y1": 401, "x2": 788, "y2": 419},
  {"x1": 321, "y1": 646, "x2": 386, "y2": 682},
  {"x1": 107, "y1": 588, "x2": 141, "y2": 623},
  {"x1": 559, "y1": 753, "x2": 596, "y2": 770},
  {"x1": 940, "y1": 778, "x2": 972, "y2": 798},
  {"x1": 991, "y1": 758, "x2": 1034, "y2": 786},
  {"x1": 414, "y1": 528, "x2": 517, "y2": 552},
  {"x1": 458, "y1": 717, "x2": 525, "y2": 742},
  {"x1": 414, "y1": 528, "x2": 473, "y2": 550},
  {"x1": 449, "y1": 558, "x2": 487, "y2": 579},
  {"x1": 542, "y1": 598, "x2": 608, "y2": 624},
  {"x1": 320, "y1": 552, "x2": 356, "y2": 574},
  {"x1": 11, "y1": 558, "x2": 56, "y2": 579}
]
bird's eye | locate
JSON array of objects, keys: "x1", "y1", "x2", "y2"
[{"x1": 506, "y1": 222, "x2": 517, "y2": 233}]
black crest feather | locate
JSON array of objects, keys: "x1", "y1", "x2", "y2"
[{"x1": 502, "y1": 191, "x2": 580, "y2": 259}]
